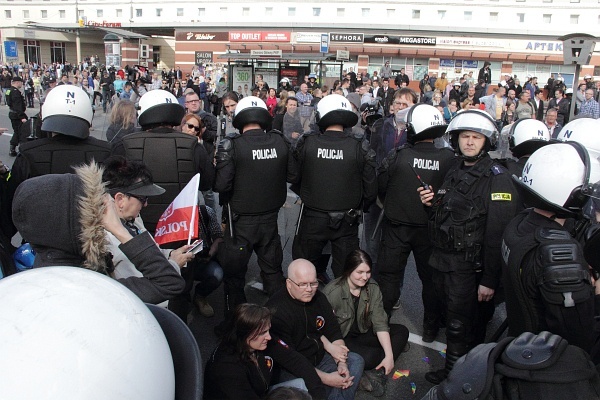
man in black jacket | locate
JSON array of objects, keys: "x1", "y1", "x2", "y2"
[
  {"x1": 7, "y1": 76, "x2": 27, "y2": 156},
  {"x1": 267, "y1": 259, "x2": 364, "y2": 400}
]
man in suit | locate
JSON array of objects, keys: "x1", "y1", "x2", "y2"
[
  {"x1": 380, "y1": 78, "x2": 395, "y2": 116},
  {"x1": 533, "y1": 89, "x2": 544, "y2": 121}
]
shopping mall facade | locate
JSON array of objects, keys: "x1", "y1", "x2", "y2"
[{"x1": 1, "y1": 0, "x2": 599, "y2": 90}]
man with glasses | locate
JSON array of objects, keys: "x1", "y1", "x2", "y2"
[
  {"x1": 267, "y1": 258, "x2": 364, "y2": 400},
  {"x1": 578, "y1": 89, "x2": 600, "y2": 119}
]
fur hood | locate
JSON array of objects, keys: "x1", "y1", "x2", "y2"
[{"x1": 13, "y1": 161, "x2": 109, "y2": 272}]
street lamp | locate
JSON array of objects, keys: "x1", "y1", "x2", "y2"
[{"x1": 558, "y1": 33, "x2": 596, "y2": 122}]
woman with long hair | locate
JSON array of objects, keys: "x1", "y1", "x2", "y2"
[
  {"x1": 266, "y1": 88, "x2": 278, "y2": 117},
  {"x1": 222, "y1": 91, "x2": 240, "y2": 135},
  {"x1": 204, "y1": 304, "x2": 325, "y2": 400},
  {"x1": 180, "y1": 113, "x2": 204, "y2": 141},
  {"x1": 105, "y1": 100, "x2": 139, "y2": 145},
  {"x1": 171, "y1": 80, "x2": 184, "y2": 99},
  {"x1": 323, "y1": 249, "x2": 409, "y2": 396}
]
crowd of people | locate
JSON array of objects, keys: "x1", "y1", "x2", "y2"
[{"x1": 2, "y1": 59, "x2": 600, "y2": 400}]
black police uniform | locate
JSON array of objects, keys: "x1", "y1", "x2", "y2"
[
  {"x1": 502, "y1": 209, "x2": 599, "y2": 360},
  {"x1": 428, "y1": 154, "x2": 520, "y2": 356},
  {"x1": 7, "y1": 135, "x2": 112, "y2": 231},
  {"x1": 289, "y1": 129, "x2": 377, "y2": 278},
  {"x1": 503, "y1": 157, "x2": 528, "y2": 178},
  {"x1": 376, "y1": 142, "x2": 456, "y2": 318},
  {"x1": 214, "y1": 128, "x2": 289, "y2": 314},
  {"x1": 113, "y1": 127, "x2": 214, "y2": 235},
  {"x1": 7, "y1": 84, "x2": 27, "y2": 148}
]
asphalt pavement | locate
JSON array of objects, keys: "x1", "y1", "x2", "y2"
[{"x1": 0, "y1": 98, "x2": 508, "y2": 400}]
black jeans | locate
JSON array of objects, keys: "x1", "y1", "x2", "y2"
[{"x1": 345, "y1": 323, "x2": 409, "y2": 370}]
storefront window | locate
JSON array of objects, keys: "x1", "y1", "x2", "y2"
[
  {"x1": 24, "y1": 40, "x2": 40, "y2": 65},
  {"x1": 51, "y1": 42, "x2": 66, "y2": 64}
]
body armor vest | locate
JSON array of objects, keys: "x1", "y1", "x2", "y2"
[
  {"x1": 20, "y1": 136, "x2": 111, "y2": 177},
  {"x1": 230, "y1": 130, "x2": 288, "y2": 215},
  {"x1": 502, "y1": 210, "x2": 594, "y2": 346},
  {"x1": 428, "y1": 156, "x2": 495, "y2": 262},
  {"x1": 384, "y1": 144, "x2": 455, "y2": 225},
  {"x1": 122, "y1": 130, "x2": 197, "y2": 234},
  {"x1": 301, "y1": 132, "x2": 363, "y2": 212}
]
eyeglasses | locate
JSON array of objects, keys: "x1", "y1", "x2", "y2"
[
  {"x1": 185, "y1": 99, "x2": 200, "y2": 104},
  {"x1": 128, "y1": 193, "x2": 148, "y2": 204},
  {"x1": 186, "y1": 123, "x2": 201, "y2": 132},
  {"x1": 288, "y1": 278, "x2": 319, "y2": 289}
]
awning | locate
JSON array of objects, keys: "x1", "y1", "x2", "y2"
[{"x1": 94, "y1": 27, "x2": 148, "y2": 40}]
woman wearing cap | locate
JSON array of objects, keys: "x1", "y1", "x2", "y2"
[{"x1": 102, "y1": 156, "x2": 194, "y2": 304}]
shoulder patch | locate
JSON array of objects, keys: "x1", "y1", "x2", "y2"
[
  {"x1": 278, "y1": 339, "x2": 288, "y2": 348},
  {"x1": 491, "y1": 193, "x2": 512, "y2": 201},
  {"x1": 490, "y1": 164, "x2": 506, "y2": 175}
]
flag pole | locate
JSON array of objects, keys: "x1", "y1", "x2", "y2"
[{"x1": 187, "y1": 174, "x2": 200, "y2": 245}]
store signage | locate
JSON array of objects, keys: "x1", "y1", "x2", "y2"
[
  {"x1": 86, "y1": 20, "x2": 122, "y2": 28},
  {"x1": 250, "y1": 50, "x2": 282, "y2": 57},
  {"x1": 364, "y1": 35, "x2": 400, "y2": 45},
  {"x1": 329, "y1": 33, "x2": 364, "y2": 43},
  {"x1": 195, "y1": 51, "x2": 213, "y2": 65},
  {"x1": 4, "y1": 41, "x2": 17, "y2": 58},
  {"x1": 295, "y1": 32, "x2": 323, "y2": 43},
  {"x1": 229, "y1": 31, "x2": 290, "y2": 42},
  {"x1": 437, "y1": 37, "x2": 502, "y2": 47},
  {"x1": 180, "y1": 31, "x2": 228, "y2": 41},
  {"x1": 336, "y1": 50, "x2": 350, "y2": 61},
  {"x1": 526, "y1": 42, "x2": 563, "y2": 52},
  {"x1": 398, "y1": 36, "x2": 436, "y2": 45}
]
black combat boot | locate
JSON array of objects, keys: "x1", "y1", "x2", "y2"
[
  {"x1": 9, "y1": 145, "x2": 17, "y2": 157},
  {"x1": 425, "y1": 319, "x2": 468, "y2": 384}
]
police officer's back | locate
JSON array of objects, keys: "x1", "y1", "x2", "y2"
[
  {"x1": 214, "y1": 96, "x2": 288, "y2": 320},
  {"x1": 376, "y1": 104, "x2": 456, "y2": 329},
  {"x1": 289, "y1": 94, "x2": 377, "y2": 278},
  {"x1": 502, "y1": 142, "x2": 600, "y2": 362},
  {"x1": 11, "y1": 85, "x2": 111, "y2": 183},
  {"x1": 113, "y1": 90, "x2": 214, "y2": 235}
]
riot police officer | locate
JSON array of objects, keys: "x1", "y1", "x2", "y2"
[
  {"x1": 502, "y1": 142, "x2": 600, "y2": 363},
  {"x1": 113, "y1": 90, "x2": 214, "y2": 234},
  {"x1": 7, "y1": 76, "x2": 27, "y2": 156},
  {"x1": 289, "y1": 94, "x2": 377, "y2": 279},
  {"x1": 419, "y1": 110, "x2": 520, "y2": 384},
  {"x1": 375, "y1": 104, "x2": 456, "y2": 338},
  {"x1": 214, "y1": 96, "x2": 288, "y2": 318},
  {"x1": 10, "y1": 84, "x2": 111, "y2": 184},
  {"x1": 503, "y1": 118, "x2": 552, "y2": 178}
]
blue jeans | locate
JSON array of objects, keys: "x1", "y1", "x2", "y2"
[{"x1": 280, "y1": 352, "x2": 364, "y2": 400}]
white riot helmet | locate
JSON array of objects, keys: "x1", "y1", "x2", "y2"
[
  {"x1": 0, "y1": 267, "x2": 175, "y2": 399},
  {"x1": 232, "y1": 96, "x2": 271, "y2": 130},
  {"x1": 41, "y1": 85, "x2": 93, "y2": 139},
  {"x1": 279, "y1": 77, "x2": 290, "y2": 84},
  {"x1": 138, "y1": 90, "x2": 185, "y2": 128},
  {"x1": 556, "y1": 117, "x2": 600, "y2": 182},
  {"x1": 556, "y1": 76, "x2": 564, "y2": 82},
  {"x1": 406, "y1": 104, "x2": 447, "y2": 144},
  {"x1": 584, "y1": 74, "x2": 592, "y2": 80},
  {"x1": 316, "y1": 93, "x2": 358, "y2": 129},
  {"x1": 499, "y1": 80, "x2": 507, "y2": 88},
  {"x1": 508, "y1": 118, "x2": 551, "y2": 158},
  {"x1": 446, "y1": 109, "x2": 499, "y2": 159},
  {"x1": 516, "y1": 142, "x2": 592, "y2": 217},
  {"x1": 565, "y1": 88, "x2": 573, "y2": 95}
]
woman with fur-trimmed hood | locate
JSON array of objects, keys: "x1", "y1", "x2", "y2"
[{"x1": 12, "y1": 161, "x2": 186, "y2": 304}]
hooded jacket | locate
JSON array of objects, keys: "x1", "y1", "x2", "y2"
[{"x1": 12, "y1": 162, "x2": 185, "y2": 303}]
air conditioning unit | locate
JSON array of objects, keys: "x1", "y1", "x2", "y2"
[{"x1": 140, "y1": 44, "x2": 150, "y2": 59}]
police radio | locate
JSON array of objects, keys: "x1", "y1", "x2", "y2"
[{"x1": 408, "y1": 162, "x2": 431, "y2": 190}]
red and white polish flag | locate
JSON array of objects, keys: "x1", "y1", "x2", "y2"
[{"x1": 154, "y1": 173, "x2": 200, "y2": 245}]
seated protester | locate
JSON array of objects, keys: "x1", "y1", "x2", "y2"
[
  {"x1": 12, "y1": 161, "x2": 187, "y2": 304},
  {"x1": 204, "y1": 303, "x2": 326, "y2": 400},
  {"x1": 102, "y1": 156, "x2": 193, "y2": 304},
  {"x1": 266, "y1": 259, "x2": 365, "y2": 400},
  {"x1": 323, "y1": 250, "x2": 409, "y2": 396}
]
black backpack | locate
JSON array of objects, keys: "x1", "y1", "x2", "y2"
[{"x1": 422, "y1": 331, "x2": 600, "y2": 400}]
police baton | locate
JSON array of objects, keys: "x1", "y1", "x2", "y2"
[
  {"x1": 295, "y1": 202, "x2": 305, "y2": 236},
  {"x1": 371, "y1": 207, "x2": 385, "y2": 240},
  {"x1": 227, "y1": 203, "x2": 235, "y2": 239}
]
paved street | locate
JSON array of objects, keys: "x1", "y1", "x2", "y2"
[{"x1": 0, "y1": 98, "x2": 508, "y2": 400}]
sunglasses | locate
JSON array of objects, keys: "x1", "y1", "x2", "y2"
[
  {"x1": 128, "y1": 193, "x2": 148, "y2": 204},
  {"x1": 186, "y1": 123, "x2": 201, "y2": 133}
]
